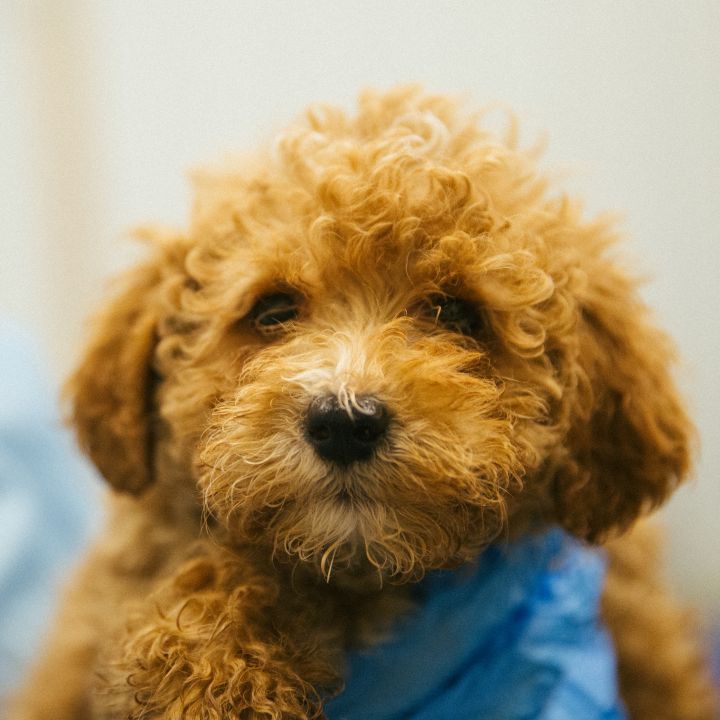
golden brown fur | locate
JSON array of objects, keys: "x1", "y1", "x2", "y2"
[{"x1": 12, "y1": 87, "x2": 717, "y2": 718}]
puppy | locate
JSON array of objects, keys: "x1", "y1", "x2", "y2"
[{"x1": 13, "y1": 87, "x2": 717, "y2": 719}]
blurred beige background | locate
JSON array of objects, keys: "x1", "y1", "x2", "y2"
[{"x1": 2, "y1": 1, "x2": 718, "y2": 623}]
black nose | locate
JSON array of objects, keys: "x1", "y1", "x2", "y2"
[{"x1": 305, "y1": 395, "x2": 390, "y2": 466}]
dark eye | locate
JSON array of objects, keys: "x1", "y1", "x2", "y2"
[
  {"x1": 427, "y1": 294, "x2": 483, "y2": 336},
  {"x1": 248, "y1": 292, "x2": 301, "y2": 335}
]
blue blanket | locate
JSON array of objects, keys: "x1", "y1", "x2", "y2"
[
  {"x1": 325, "y1": 529, "x2": 627, "y2": 720},
  {"x1": 0, "y1": 324, "x2": 99, "y2": 695}
]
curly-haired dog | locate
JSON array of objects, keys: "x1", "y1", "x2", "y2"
[{"x1": 13, "y1": 88, "x2": 717, "y2": 719}]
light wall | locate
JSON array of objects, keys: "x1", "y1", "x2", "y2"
[{"x1": 3, "y1": 1, "x2": 718, "y2": 621}]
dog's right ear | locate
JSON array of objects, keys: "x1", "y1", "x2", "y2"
[
  {"x1": 551, "y1": 259, "x2": 693, "y2": 541},
  {"x1": 66, "y1": 239, "x2": 180, "y2": 494}
]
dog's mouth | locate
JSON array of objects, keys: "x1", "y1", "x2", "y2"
[{"x1": 330, "y1": 479, "x2": 376, "y2": 509}]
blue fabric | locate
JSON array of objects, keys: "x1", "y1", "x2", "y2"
[
  {"x1": 0, "y1": 323, "x2": 100, "y2": 695},
  {"x1": 325, "y1": 529, "x2": 627, "y2": 720}
]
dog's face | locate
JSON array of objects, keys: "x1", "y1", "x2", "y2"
[
  {"x1": 173, "y1": 221, "x2": 549, "y2": 579},
  {"x1": 69, "y1": 89, "x2": 691, "y2": 581}
]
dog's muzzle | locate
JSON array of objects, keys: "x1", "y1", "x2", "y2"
[{"x1": 304, "y1": 395, "x2": 389, "y2": 466}]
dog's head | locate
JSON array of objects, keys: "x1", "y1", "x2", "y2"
[{"x1": 69, "y1": 88, "x2": 691, "y2": 581}]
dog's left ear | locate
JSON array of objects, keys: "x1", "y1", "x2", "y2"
[
  {"x1": 66, "y1": 235, "x2": 184, "y2": 495},
  {"x1": 552, "y1": 263, "x2": 693, "y2": 541}
]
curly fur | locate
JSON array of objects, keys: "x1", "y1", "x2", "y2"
[{"x1": 11, "y1": 87, "x2": 717, "y2": 719}]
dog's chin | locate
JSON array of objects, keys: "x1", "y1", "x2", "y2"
[{"x1": 224, "y1": 483, "x2": 491, "y2": 586}]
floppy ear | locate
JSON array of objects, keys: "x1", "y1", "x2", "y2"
[
  {"x1": 66, "y1": 255, "x2": 166, "y2": 494},
  {"x1": 552, "y1": 264, "x2": 693, "y2": 541}
]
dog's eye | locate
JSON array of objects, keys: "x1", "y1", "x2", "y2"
[
  {"x1": 427, "y1": 294, "x2": 484, "y2": 336},
  {"x1": 248, "y1": 292, "x2": 300, "y2": 334}
]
